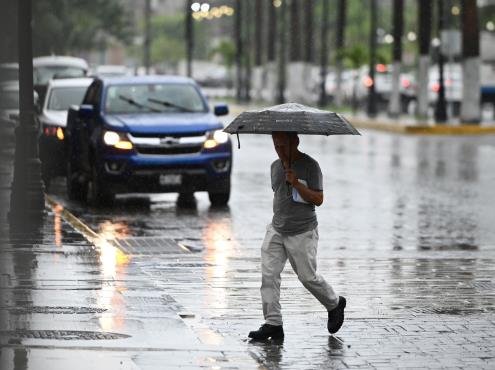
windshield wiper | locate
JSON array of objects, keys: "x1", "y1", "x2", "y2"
[
  {"x1": 147, "y1": 97, "x2": 198, "y2": 113},
  {"x1": 118, "y1": 94, "x2": 162, "y2": 113}
]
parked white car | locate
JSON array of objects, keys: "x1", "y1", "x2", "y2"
[{"x1": 38, "y1": 77, "x2": 93, "y2": 187}]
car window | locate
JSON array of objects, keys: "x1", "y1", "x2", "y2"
[
  {"x1": 47, "y1": 86, "x2": 88, "y2": 111},
  {"x1": 34, "y1": 66, "x2": 86, "y2": 85},
  {"x1": 105, "y1": 83, "x2": 207, "y2": 114},
  {"x1": 0, "y1": 90, "x2": 19, "y2": 110}
]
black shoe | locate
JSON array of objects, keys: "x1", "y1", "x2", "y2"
[
  {"x1": 327, "y1": 296, "x2": 346, "y2": 334},
  {"x1": 248, "y1": 324, "x2": 284, "y2": 340}
]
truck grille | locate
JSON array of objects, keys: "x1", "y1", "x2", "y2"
[
  {"x1": 136, "y1": 145, "x2": 203, "y2": 155},
  {"x1": 129, "y1": 133, "x2": 206, "y2": 156}
]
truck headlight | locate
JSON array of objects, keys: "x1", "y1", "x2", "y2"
[
  {"x1": 103, "y1": 130, "x2": 133, "y2": 150},
  {"x1": 204, "y1": 129, "x2": 229, "y2": 149}
]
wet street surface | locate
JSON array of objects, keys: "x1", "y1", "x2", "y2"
[{"x1": 2, "y1": 128, "x2": 495, "y2": 369}]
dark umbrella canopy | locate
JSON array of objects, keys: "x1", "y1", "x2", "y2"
[{"x1": 223, "y1": 103, "x2": 361, "y2": 136}]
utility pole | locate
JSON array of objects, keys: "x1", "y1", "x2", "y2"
[
  {"x1": 417, "y1": 0, "x2": 432, "y2": 119},
  {"x1": 460, "y1": 0, "x2": 481, "y2": 123},
  {"x1": 303, "y1": 0, "x2": 314, "y2": 63},
  {"x1": 289, "y1": 0, "x2": 302, "y2": 62},
  {"x1": 388, "y1": 0, "x2": 404, "y2": 118},
  {"x1": 185, "y1": 0, "x2": 194, "y2": 77},
  {"x1": 267, "y1": 0, "x2": 277, "y2": 63},
  {"x1": 277, "y1": 0, "x2": 287, "y2": 104},
  {"x1": 144, "y1": 0, "x2": 151, "y2": 75},
  {"x1": 10, "y1": 0, "x2": 45, "y2": 225},
  {"x1": 367, "y1": 0, "x2": 378, "y2": 117},
  {"x1": 235, "y1": 0, "x2": 243, "y2": 102},
  {"x1": 254, "y1": 0, "x2": 263, "y2": 67},
  {"x1": 335, "y1": 0, "x2": 347, "y2": 107},
  {"x1": 318, "y1": 0, "x2": 329, "y2": 107},
  {"x1": 434, "y1": 0, "x2": 448, "y2": 123},
  {"x1": 244, "y1": 0, "x2": 252, "y2": 102}
]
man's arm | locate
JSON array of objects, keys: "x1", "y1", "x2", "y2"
[{"x1": 285, "y1": 169, "x2": 324, "y2": 206}]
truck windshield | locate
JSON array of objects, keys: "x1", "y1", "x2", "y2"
[
  {"x1": 47, "y1": 87, "x2": 88, "y2": 111},
  {"x1": 105, "y1": 83, "x2": 207, "y2": 114}
]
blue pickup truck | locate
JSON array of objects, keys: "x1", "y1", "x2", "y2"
[{"x1": 65, "y1": 75, "x2": 232, "y2": 206}]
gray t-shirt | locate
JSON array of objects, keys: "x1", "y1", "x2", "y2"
[{"x1": 271, "y1": 153, "x2": 323, "y2": 235}]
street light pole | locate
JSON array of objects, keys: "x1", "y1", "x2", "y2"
[
  {"x1": 367, "y1": 0, "x2": 378, "y2": 117},
  {"x1": 185, "y1": 0, "x2": 194, "y2": 77},
  {"x1": 434, "y1": 0, "x2": 448, "y2": 123},
  {"x1": 144, "y1": 0, "x2": 151, "y2": 75},
  {"x1": 277, "y1": 0, "x2": 287, "y2": 104},
  {"x1": 9, "y1": 0, "x2": 45, "y2": 224},
  {"x1": 318, "y1": 0, "x2": 329, "y2": 107}
]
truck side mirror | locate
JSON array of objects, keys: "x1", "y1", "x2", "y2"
[
  {"x1": 78, "y1": 104, "x2": 94, "y2": 119},
  {"x1": 214, "y1": 104, "x2": 229, "y2": 116}
]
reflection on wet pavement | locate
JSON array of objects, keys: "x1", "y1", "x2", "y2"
[{"x1": 19, "y1": 130, "x2": 495, "y2": 368}]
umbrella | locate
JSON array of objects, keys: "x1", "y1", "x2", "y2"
[
  {"x1": 223, "y1": 102, "x2": 361, "y2": 194},
  {"x1": 223, "y1": 103, "x2": 361, "y2": 139}
]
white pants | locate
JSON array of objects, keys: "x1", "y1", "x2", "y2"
[{"x1": 261, "y1": 224, "x2": 339, "y2": 326}]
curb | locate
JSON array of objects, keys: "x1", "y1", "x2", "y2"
[
  {"x1": 350, "y1": 119, "x2": 495, "y2": 136},
  {"x1": 45, "y1": 194, "x2": 99, "y2": 241}
]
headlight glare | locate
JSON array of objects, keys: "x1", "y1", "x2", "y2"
[
  {"x1": 103, "y1": 130, "x2": 133, "y2": 150},
  {"x1": 103, "y1": 131, "x2": 120, "y2": 146},
  {"x1": 213, "y1": 130, "x2": 228, "y2": 144}
]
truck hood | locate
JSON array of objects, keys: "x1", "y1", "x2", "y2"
[{"x1": 104, "y1": 112, "x2": 223, "y2": 135}]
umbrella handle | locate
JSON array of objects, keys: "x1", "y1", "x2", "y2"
[
  {"x1": 236, "y1": 132, "x2": 240, "y2": 149},
  {"x1": 286, "y1": 140, "x2": 291, "y2": 196}
]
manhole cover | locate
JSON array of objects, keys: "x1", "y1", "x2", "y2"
[
  {"x1": 8, "y1": 306, "x2": 107, "y2": 315},
  {"x1": 0, "y1": 330, "x2": 130, "y2": 340}
]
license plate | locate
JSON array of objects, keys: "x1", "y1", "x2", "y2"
[{"x1": 159, "y1": 174, "x2": 182, "y2": 186}]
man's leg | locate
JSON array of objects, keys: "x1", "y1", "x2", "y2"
[
  {"x1": 284, "y1": 228, "x2": 339, "y2": 311},
  {"x1": 260, "y1": 224, "x2": 287, "y2": 326}
]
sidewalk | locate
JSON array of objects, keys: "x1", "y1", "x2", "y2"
[{"x1": 0, "y1": 150, "x2": 258, "y2": 369}]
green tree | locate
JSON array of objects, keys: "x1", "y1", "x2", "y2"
[{"x1": 32, "y1": 0, "x2": 133, "y2": 56}]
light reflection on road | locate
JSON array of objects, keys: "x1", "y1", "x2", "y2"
[{"x1": 94, "y1": 220, "x2": 131, "y2": 332}]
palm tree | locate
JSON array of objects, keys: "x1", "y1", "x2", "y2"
[{"x1": 460, "y1": 0, "x2": 481, "y2": 123}]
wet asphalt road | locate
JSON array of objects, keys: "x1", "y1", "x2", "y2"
[{"x1": 2, "y1": 125, "x2": 495, "y2": 369}]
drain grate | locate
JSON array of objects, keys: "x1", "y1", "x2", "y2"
[
  {"x1": 0, "y1": 330, "x2": 130, "y2": 340},
  {"x1": 114, "y1": 237, "x2": 195, "y2": 255},
  {"x1": 7, "y1": 306, "x2": 107, "y2": 315}
]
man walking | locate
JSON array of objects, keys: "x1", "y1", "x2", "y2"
[{"x1": 248, "y1": 131, "x2": 346, "y2": 340}]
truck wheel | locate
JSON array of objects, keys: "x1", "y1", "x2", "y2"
[
  {"x1": 208, "y1": 178, "x2": 230, "y2": 206},
  {"x1": 66, "y1": 161, "x2": 87, "y2": 201},
  {"x1": 89, "y1": 165, "x2": 114, "y2": 206},
  {"x1": 208, "y1": 192, "x2": 230, "y2": 206}
]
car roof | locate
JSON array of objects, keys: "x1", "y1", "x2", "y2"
[
  {"x1": 99, "y1": 74, "x2": 197, "y2": 86},
  {"x1": 47, "y1": 77, "x2": 94, "y2": 88},
  {"x1": 33, "y1": 56, "x2": 88, "y2": 69}
]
